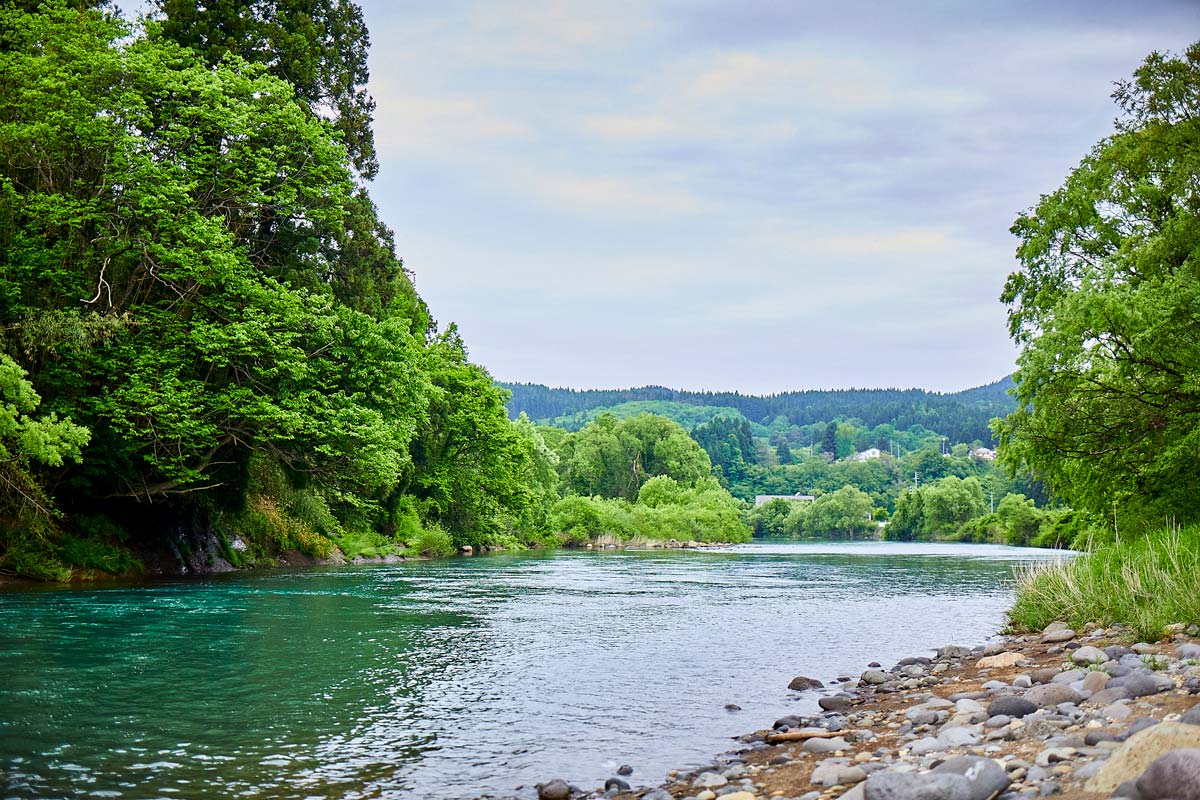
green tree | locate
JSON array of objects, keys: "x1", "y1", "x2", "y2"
[
  {"x1": 804, "y1": 486, "x2": 874, "y2": 538},
  {"x1": 155, "y1": 0, "x2": 378, "y2": 179},
  {"x1": 997, "y1": 42, "x2": 1200, "y2": 527},
  {"x1": 885, "y1": 490, "x2": 923, "y2": 541},
  {"x1": 558, "y1": 413, "x2": 711, "y2": 501},
  {"x1": 995, "y1": 493, "x2": 1042, "y2": 546},
  {"x1": 921, "y1": 476, "x2": 987, "y2": 537}
]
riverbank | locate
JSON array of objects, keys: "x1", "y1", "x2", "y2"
[{"x1": 579, "y1": 622, "x2": 1200, "y2": 800}]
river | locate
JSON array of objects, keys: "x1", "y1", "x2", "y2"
[{"x1": 0, "y1": 540, "x2": 1067, "y2": 799}]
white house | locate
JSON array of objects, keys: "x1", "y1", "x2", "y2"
[
  {"x1": 970, "y1": 447, "x2": 997, "y2": 461},
  {"x1": 849, "y1": 447, "x2": 882, "y2": 462}
]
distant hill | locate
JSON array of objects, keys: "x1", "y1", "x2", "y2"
[
  {"x1": 499, "y1": 377, "x2": 1017, "y2": 443},
  {"x1": 539, "y1": 400, "x2": 748, "y2": 432}
]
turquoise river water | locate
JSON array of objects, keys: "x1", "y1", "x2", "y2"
[{"x1": 0, "y1": 540, "x2": 1068, "y2": 800}]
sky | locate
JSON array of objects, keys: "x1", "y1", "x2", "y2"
[{"x1": 144, "y1": 1, "x2": 1200, "y2": 394}]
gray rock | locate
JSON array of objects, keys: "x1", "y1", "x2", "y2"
[
  {"x1": 932, "y1": 755, "x2": 1011, "y2": 800},
  {"x1": 1023, "y1": 684, "x2": 1081, "y2": 708},
  {"x1": 1111, "y1": 780, "x2": 1143, "y2": 800},
  {"x1": 693, "y1": 772, "x2": 728, "y2": 788},
  {"x1": 1103, "y1": 702, "x2": 1134, "y2": 722},
  {"x1": 617, "y1": 764, "x2": 633, "y2": 776},
  {"x1": 1132, "y1": 642, "x2": 1158, "y2": 655},
  {"x1": 909, "y1": 737, "x2": 944, "y2": 756},
  {"x1": 811, "y1": 759, "x2": 848, "y2": 787},
  {"x1": 538, "y1": 778, "x2": 571, "y2": 800},
  {"x1": 1042, "y1": 629, "x2": 1076, "y2": 643},
  {"x1": 939, "y1": 727, "x2": 982, "y2": 748},
  {"x1": 1051, "y1": 669, "x2": 1085, "y2": 684},
  {"x1": 604, "y1": 778, "x2": 629, "y2": 792},
  {"x1": 774, "y1": 715, "x2": 803, "y2": 730},
  {"x1": 802, "y1": 736, "x2": 850, "y2": 754},
  {"x1": 820, "y1": 695, "x2": 853, "y2": 712},
  {"x1": 789, "y1": 675, "x2": 825, "y2": 691},
  {"x1": 908, "y1": 710, "x2": 940, "y2": 726},
  {"x1": 1082, "y1": 670, "x2": 1110, "y2": 693},
  {"x1": 863, "y1": 771, "x2": 974, "y2": 800},
  {"x1": 1105, "y1": 645, "x2": 1133, "y2": 660},
  {"x1": 1071, "y1": 646, "x2": 1107, "y2": 664},
  {"x1": 1179, "y1": 643, "x2": 1200, "y2": 660},
  {"x1": 724, "y1": 703, "x2": 741, "y2": 712},
  {"x1": 939, "y1": 645, "x2": 973, "y2": 660},
  {"x1": 1111, "y1": 671, "x2": 1169, "y2": 698},
  {"x1": 838, "y1": 766, "x2": 869, "y2": 786},
  {"x1": 1183, "y1": 702, "x2": 1200, "y2": 726},
  {"x1": 1135, "y1": 747, "x2": 1200, "y2": 800},
  {"x1": 642, "y1": 791, "x2": 673, "y2": 800},
  {"x1": 1089, "y1": 686, "x2": 1134, "y2": 706},
  {"x1": 1084, "y1": 731, "x2": 1119, "y2": 745},
  {"x1": 862, "y1": 669, "x2": 890, "y2": 685},
  {"x1": 988, "y1": 696, "x2": 1038, "y2": 719},
  {"x1": 985, "y1": 714, "x2": 1012, "y2": 729},
  {"x1": 1119, "y1": 718, "x2": 1161, "y2": 741}
]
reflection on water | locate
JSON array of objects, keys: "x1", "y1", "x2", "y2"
[{"x1": 0, "y1": 541, "x2": 1067, "y2": 799}]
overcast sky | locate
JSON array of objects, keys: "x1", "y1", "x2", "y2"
[{"x1": 236, "y1": 3, "x2": 1200, "y2": 392}]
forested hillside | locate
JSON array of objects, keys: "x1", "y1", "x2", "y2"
[{"x1": 501, "y1": 378, "x2": 1016, "y2": 444}]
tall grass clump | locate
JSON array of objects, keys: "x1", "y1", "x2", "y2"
[{"x1": 1010, "y1": 525, "x2": 1200, "y2": 640}]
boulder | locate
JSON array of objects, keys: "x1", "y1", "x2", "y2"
[
  {"x1": 537, "y1": 778, "x2": 571, "y2": 800},
  {"x1": 789, "y1": 675, "x2": 825, "y2": 691},
  {"x1": 863, "y1": 771, "x2": 974, "y2": 800},
  {"x1": 1179, "y1": 643, "x2": 1200, "y2": 660},
  {"x1": 1183, "y1": 702, "x2": 1200, "y2": 726},
  {"x1": 617, "y1": 765, "x2": 633, "y2": 776},
  {"x1": 604, "y1": 778, "x2": 630, "y2": 792},
  {"x1": 932, "y1": 755, "x2": 1011, "y2": 800},
  {"x1": 1135, "y1": 747, "x2": 1200, "y2": 800},
  {"x1": 1023, "y1": 683, "x2": 1081, "y2": 708},
  {"x1": 1085, "y1": 722, "x2": 1200, "y2": 793},
  {"x1": 1042, "y1": 628, "x2": 1076, "y2": 643},
  {"x1": 861, "y1": 669, "x2": 890, "y2": 685},
  {"x1": 987, "y1": 696, "x2": 1037, "y2": 719}
]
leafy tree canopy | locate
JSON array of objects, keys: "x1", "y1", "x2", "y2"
[{"x1": 997, "y1": 42, "x2": 1200, "y2": 528}]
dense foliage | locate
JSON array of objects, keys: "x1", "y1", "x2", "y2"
[
  {"x1": 997, "y1": 43, "x2": 1200, "y2": 532},
  {"x1": 0, "y1": 2, "x2": 601, "y2": 577}
]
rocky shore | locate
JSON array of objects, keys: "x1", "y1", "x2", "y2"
[{"x1": 554, "y1": 622, "x2": 1200, "y2": 800}]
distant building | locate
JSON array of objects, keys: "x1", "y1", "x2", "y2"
[
  {"x1": 849, "y1": 447, "x2": 882, "y2": 462},
  {"x1": 971, "y1": 447, "x2": 997, "y2": 461},
  {"x1": 754, "y1": 492, "x2": 816, "y2": 508}
]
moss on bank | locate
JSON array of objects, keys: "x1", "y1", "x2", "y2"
[{"x1": 1010, "y1": 525, "x2": 1200, "y2": 640}]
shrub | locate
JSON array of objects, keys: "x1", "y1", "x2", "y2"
[{"x1": 1010, "y1": 525, "x2": 1200, "y2": 640}]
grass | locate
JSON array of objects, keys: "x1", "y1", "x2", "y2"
[{"x1": 1010, "y1": 524, "x2": 1200, "y2": 641}]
